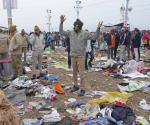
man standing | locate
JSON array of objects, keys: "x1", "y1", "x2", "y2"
[
  {"x1": 65, "y1": 36, "x2": 71, "y2": 69},
  {"x1": 131, "y1": 28, "x2": 141, "y2": 61},
  {"x1": 114, "y1": 29, "x2": 120, "y2": 59},
  {"x1": 120, "y1": 27, "x2": 131, "y2": 61},
  {"x1": 20, "y1": 29, "x2": 28, "y2": 64},
  {"x1": 30, "y1": 26, "x2": 45, "y2": 79},
  {"x1": 9, "y1": 25, "x2": 23, "y2": 80},
  {"x1": 44, "y1": 32, "x2": 51, "y2": 50},
  {"x1": 59, "y1": 15, "x2": 103, "y2": 96},
  {"x1": 0, "y1": 29, "x2": 9, "y2": 80},
  {"x1": 85, "y1": 39, "x2": 95, "y2": 70},
  {"x1": 107, "y1": 30, "x2": 116, "y2": 59}
]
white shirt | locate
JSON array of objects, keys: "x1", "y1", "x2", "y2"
[{"x1": 86, "y1": 40, "x2": 91, "y2": 52}]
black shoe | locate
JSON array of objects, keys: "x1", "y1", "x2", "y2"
[
  {"x1": 31, "y1": 74, "x2": 36, "y2": 80},
  {"x1": 78, "y1": 89, "x2": 85, "y2": 96},
  {"x1": 0, "y1": 81, "x2": 10, "y2": 89},
  {"x1": 85, "y1": 66, "x2": 88, "y2": 70},
  {"x1": 36, "y1": 73, "x2": 44, "y2": 79},
  {"x1": 9, "y1": 75, "x2": 17, "y2": 81},
  {"x1": 70, "y1": 85, "x2": 79, "y2": 93},
  {"x1": 88, "y1": 63, "x2": 92, "y2": 68}
]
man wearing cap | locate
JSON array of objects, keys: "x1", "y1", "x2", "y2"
[
  {"x1": 59, "y1": 15, "x2": 103, "y2": 96},
  {"x1": 20, "y1": 29, "x2": 28, "y2": 65},
  {"x1": 9, "y1": 25, "x2": 23, "y2": 80},
  {"x1": 30, "y1": 25, "x2": 45, "y2": 79}
]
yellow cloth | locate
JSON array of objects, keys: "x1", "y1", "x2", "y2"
[{"x1": 88, "y1": 92, "x2": 132, "y2": 105}]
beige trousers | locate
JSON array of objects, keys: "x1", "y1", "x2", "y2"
[
  {"x1": 71, "y1": 57, "x2": 85, "y2": 89},
  {"x1": 32, "y1": 51, "x2": 43, "y2": 75}
]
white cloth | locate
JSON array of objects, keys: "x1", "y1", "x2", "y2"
[
  {"x1": 86, "y1": 40, "x2": 91, "y2": 52},
  {"x1": 134, "y1": 48, "x2": 139, "y2": 61}
]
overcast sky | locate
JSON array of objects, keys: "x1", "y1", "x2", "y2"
[{"x1": 0, "y1": 0, "x2": 150, "y2": 32}]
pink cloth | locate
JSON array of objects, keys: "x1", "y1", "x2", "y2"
[{"x1": 0, "y1": 58, "x2": 12, "y2": 63}]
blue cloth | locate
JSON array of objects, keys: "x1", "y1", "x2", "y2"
[
  {"x1": 23, "y1": 119, "x2": 42, "y2": 125},
  {"x1": 68, "y1": 100, "x2": 86, "y2": 108},
  {"x1": 85, "y1": 117, "x2": 109, "y2": 125},
  {"x1": 45, "y1": 33, "x2": 52, "y2": 44},
  {"x1": 44, "y1": 75, "x2": 58, "y2": 83},
  {"x1": 116, "y1": 121, "x2": 124, "y2": 125}
]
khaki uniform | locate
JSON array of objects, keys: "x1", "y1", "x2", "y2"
[
  {"x1": 9, "y1": 32, "x2": 23, "y2": 76},
  {"x1": 0, "y1": 33, "x2": 10, "y2": 78},
  {"x1": 21, "y1": 34, "x2": 28, "y2": 63},
  {"x1": 0, "y1": 33, "x2": 9, "y2": 54}
]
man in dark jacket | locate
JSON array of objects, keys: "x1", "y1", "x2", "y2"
[
  {"x1": 120, "y1": 27, "x2": 131, "y2": 61},
  {"x1": 65, "y1": 36, "x2": 71, "y2": 69},
  {"x1": 114, "y1": 29, "x2": 120, "y2": 59},
  {"x1": 85, "y1": 39, "x2": 95, "y2": 70},
  {"x1": 132, "y1": 28, "x2": 141, "y2": 61}
]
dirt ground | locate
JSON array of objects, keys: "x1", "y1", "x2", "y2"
[{"x1": 23, "y1": 48, "x2": 150, "y2": 121}]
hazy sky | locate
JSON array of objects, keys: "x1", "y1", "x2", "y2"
[{"x1": 0, "y1": 0, "x2": 150, "y2": 32}]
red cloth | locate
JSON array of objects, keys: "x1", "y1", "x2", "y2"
[
  {"x1": 113, "y1": 101, "x2": 128, "y2": 107},
  {"x1": 143, "y1": 32, "x2": 149, "y2": 41},
  {"x1": 109, "y1": 34, "x2": 116, "y2": 48},
  {"x1": 0, "y1": 58, "x2": 12, "y2": 63}
]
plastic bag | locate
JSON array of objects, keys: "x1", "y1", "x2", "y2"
[
  {"x1": 136, "y1": 116, "x2": 150, "y2": 125},
  {"x1": 122, "y1": 60, "x2": 137, "y2": 74},
  {"x1": 118, "y1": 80, "x2": 150, "y2": 92}
]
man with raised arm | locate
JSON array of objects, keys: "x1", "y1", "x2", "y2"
[{"x1": 59, "y1": 15, "x2": 103, "y2": 96}]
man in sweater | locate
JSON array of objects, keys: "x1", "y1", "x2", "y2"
[
  {"x1": 30, "y1": 25, "x2": 45, "y2": 79},
  {"x1": 59, "y1": 15, "x2": 103, "y2": 96}
]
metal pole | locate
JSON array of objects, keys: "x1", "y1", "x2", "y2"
[
  {"x1": 74, "y1": 0, "x2": 82, "y2": 19},
  {"x1": 77, "y1": 7, "x2": 79, "y2": 18},
  {"x1": 47, "y1": 9, "x2": 51, "y2": 32},
  {"x1": 6, "y1": 0, "x2": 12, "y2": 27},
  {"x1": 124, "y1": 0, "x2": 129, "y2": 27}
]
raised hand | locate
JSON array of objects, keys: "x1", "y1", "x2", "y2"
[
  {"x1": 97, "y1": 21, "x2": 103, "y2": 29},
  {"x1": 60, "y1": 15, "x2": 66, "y2": 23}
]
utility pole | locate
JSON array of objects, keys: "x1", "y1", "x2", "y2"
[
  {"x1": 74, "y1": 0, "x2": 82, "y2": 19},
  {"x1": 6, "y1": 0, "x2": 12, "y2": 27},
  {"x1": 120, "y1": 0, "x2": 132, "y2": 27},
  {"x1": 46, "y1": 9, "x2": 52, "y2": 32},
  {"x1": 3, "y1": 0, "x2": 17, "y2": 27}
]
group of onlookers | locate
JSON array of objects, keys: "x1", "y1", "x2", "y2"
[{"x1": 103, "y1": 27, "x2": 150, "y2": 62}]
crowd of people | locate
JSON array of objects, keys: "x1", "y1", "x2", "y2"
[{"x1": 0, "y1": 15, "x2": 150, "y2": 96}]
